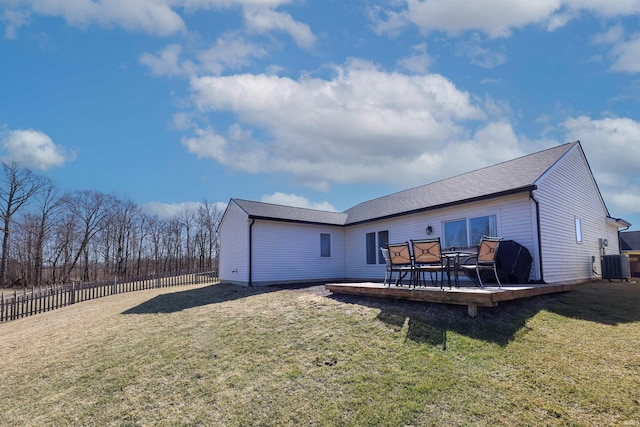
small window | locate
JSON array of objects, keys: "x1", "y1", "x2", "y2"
[
  {"x1": 320, "y1": 233, "x2": 331, "y2": 257},
  {"x1": 575, "y1": 218, "x2": 582, "y2": 243}
]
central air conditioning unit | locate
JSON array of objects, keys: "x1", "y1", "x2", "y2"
[{"x1": 601, "y1": 254, "x2": 631, "y2": 280}]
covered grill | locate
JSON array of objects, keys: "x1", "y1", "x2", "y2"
[{"x1": 465, "y1": 239, "x2": 533, "y2": 284}]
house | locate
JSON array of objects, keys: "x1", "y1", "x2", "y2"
[
  {"x1": 620, "y1": 231, "x2": 640, "y2": 278},
  {"x1": 218, "y1": 141, "x2": 630, "y2": 287}
]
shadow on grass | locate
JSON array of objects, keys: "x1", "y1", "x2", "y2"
[
  {"x1": 550, "y1": 281, "x2": 640, "y2": 325},
  {"x1": 122, "y1": 283, "x2": 275, "y2": 314},
  {"x1": 329, "y1": 280, "x2": 640, "y2": 347}
]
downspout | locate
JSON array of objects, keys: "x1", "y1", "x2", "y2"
[
  {"x1": 617, "y1": 221, "x2": 631, "y2": 254},
  {"x1": 248, "y1": 218, "x2": 255, "y2": 287},
  {"x1": 529, "y1": 190, "x2": 545, "y2": 283}
]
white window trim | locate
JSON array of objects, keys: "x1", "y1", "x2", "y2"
[
  {"x1": 575, "y1": 218, "x2": 583, "y2": 243},
  {"x1": 320, "y1": 233, "x2": 331, "y2": 258}
]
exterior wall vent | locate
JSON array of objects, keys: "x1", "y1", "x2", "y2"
[{"x1": 601, "y1": 254, "x2": 631, "y2": 280}]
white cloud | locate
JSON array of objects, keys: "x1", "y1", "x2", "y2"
[
  {"x1": 456, "y1": 37, "x2": 507, "y2": 69},
  {"x1": 592, "y1": 25, "x2": 625, "y2": 45},
  {"x1": 386, "y1": 0, "x2": 562, "y2": 38},
  {"x1": 610, "y1": 35, "x2": 640, "y2": 73},
  {"x1": 397, "y1": 43, "x2": 432, "y2": 73},
  {"x1": 591, "y1": 25, "x2": 640, "y2": 73},
  {"x1": 2, "y1": 0, "x2": 305, "y2": 40},
  {"x1": 139, "y1": 44, "x2": 196, "y2": 76},
  {"x1": 140, "y1": 34, "x2": 270, "y2": 77},
  {"x1": 181, "y1": 60, "x2": 512, "y2": 190},
  {"x1": 6, "y1": 0, "x2": 186, "y2": 36},
  {"x1": 1, "y1": 8, "x2": 30, "y2": 39},
  {"x1": 198, "y1": 32, "x2": 269, "y2": 75},
  {"x1": 374, "y1": 0, "x2": 640, "y2": 39},
  {"x1": 564, "y1": 0, "x2": 640, "y2": 17},
  {"x1": 1, "y1": 129, "x2": 75, "y2": 170},
  {"x1": 141, "y1": 200, "x2": 227, "y2": 219},
  {"x1": 260, "y1": 192, "x2": 336, "y2": 211},
  {"x1": 181, "y1": 125, "x2": 269, "y2": 174},
  {"x1": 563, "y1": 116, "x2": 640, "y2": 175},
  {"x1": 243, "y1": 7, "x2": 315, "y2": 49}
]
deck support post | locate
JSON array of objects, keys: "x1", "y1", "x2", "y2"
[{"x1": 467, "y1": 303, "x2": 478, "y2": 318}]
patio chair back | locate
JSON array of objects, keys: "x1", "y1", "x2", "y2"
[
  {"x1": 380, "y1": 247, "x2": 391, "y2": 267},
  {"x1": 387, "y1": 242, "x2": 412, "y2": 267},
  {"x1": 477, "y1": 236, "x2": 501, "y2": 264},
  {"x1": 411, "y1": 238, "x2": 443, "y2": 265},
  {"x1": 459, "y1": 236, "x2": 503, "y2": 288}
]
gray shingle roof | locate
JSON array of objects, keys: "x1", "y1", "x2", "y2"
[
  {"x1": 344, "y1": 141, "x2": 577, "y2": 224},
  {"x1": 232, "y1": 141, "x2": 578, "y2": 226},
  {"x1": 233, "y1": 198, "x2": 349, "y2": 225},
  {"x1": 620, "y1": 231, "x2": 640, "y2": 251}
]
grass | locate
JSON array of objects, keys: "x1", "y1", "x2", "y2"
[{"x1": 1, "y1": 280, "x2": 639, "y2": 426}]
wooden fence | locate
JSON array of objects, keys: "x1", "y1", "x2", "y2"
[{"x1": 0, "y1": 271, "x2": 217, "y2": 323}]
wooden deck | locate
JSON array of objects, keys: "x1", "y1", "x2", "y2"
[{"x1": 324, "y1": 281, "x2": 574, "y2": 317}]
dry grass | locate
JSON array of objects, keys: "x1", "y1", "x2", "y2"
[{"x1": 1, "y1": 280, "x2": 639, "y2": 426}]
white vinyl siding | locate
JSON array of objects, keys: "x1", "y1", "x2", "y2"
[
  {"x1": 534, "y1": 145, "x2": 616, "y2": 283},
  {"x1": 250, "y1": 221, "x2": 345, "y2": 286},
  {"x1": 218, "y1": 201, "x2": 250, "y2": 285},
  {"x1": 345, "y1": 193, "x2": 537, "y2": 282}
]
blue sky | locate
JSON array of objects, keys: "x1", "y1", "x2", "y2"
[{"x1": 1, "y1": 0, "x2": 639, "y2": 229}]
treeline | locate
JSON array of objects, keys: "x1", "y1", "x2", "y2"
[{"x1": 1, "y1": 162, "x2": 223, "y2": 288}]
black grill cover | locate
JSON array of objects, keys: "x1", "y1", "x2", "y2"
[
  {"x1": 495, "y1": 240, "x2": 533, "y2": 283},
  {"x1": 473, "y1": 239, "x2": 533, "y2": 284}
]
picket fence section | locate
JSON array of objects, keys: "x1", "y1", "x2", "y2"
[{"x1": 0, "y1": 271, "x2": 217, "y2": 323}]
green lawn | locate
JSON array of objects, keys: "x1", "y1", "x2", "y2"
[{"x1": 1, "y1": 280, "x2": 639, "y2": 426}]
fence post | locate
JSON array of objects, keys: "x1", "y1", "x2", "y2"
[
  {"x1": 70, "y1": 283, "x2": 75, "y2": 305},
  {"x1": 12, "y1": 289, "x2": 17, "y2": 321}
]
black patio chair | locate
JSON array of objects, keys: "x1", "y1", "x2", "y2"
[
  {"x1": 384, "y1": 242, "x2": 413, "y2": 286},
  {"x1": 458, "y1": 236, "x2": 502, "y2": 288},
  {"x1": 411, "y1": 238, "x2": 447, "y2": 288}
]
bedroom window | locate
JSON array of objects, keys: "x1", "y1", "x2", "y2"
[
  {"x1": 366, "y1": 230, "x2": 388, "y2": 264},
  {"x1": 443, "y1": 215, "x2": 497, "y2": 248},
  {"x1": 320, "y1": 233, "x2": 331, "y2": 257}
]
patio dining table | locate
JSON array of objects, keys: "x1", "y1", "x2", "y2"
[{"x1": 441, "y1": 247, "x2": 478, "y2": 288}]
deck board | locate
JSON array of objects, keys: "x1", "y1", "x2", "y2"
[{"x1": 324, "y1": 282, "x2": 574, "y2": 317}]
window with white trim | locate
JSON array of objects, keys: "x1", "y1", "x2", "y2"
[
  {"x1": 575, "y1": 218, "x2": 582, "y2": 243},
  {"x1": 366, "y1": 230, "x2": 389, "y2": 264},
  {"x1": 320, "y1": 233, "x2": 331, "y2": 257},
  {"x1": 443, "y1": 215, "x2": 497, "y2": 248}
]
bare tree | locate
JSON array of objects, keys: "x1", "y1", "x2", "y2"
[
  {"x1": 111, "y1": 198, "x2": 139, "y2": 278},
  {"x1": 134, "y1": 211, "x2": 152, "y2": 276},
  {"x1": 0, "y1": 162, "x2": 43, "y2": 286},
  {"x1": 29, "y1": 178, "x2": 67, "y2": 286},
  {"x1": 48, "y1": 211, "x2": 77, "y2": 284},
  {"x1": 179, "y1": 206, "x2": 196, "y2": 271},
  {"x1": 60, "y1": 190, "x2": 113, "y2": 283},
  {"x1": 197, "y1": 201, "x2": 223, "y2": 271}
]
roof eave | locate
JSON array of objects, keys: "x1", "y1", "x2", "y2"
[
  {"x1": 247, "y1": 215, "x2": 346, "y2": 227},
  {"x1": 346, "y1": 185, "x2": 537, "y2": 226},
  {"x1": 607, "y1": 217, "x2": 632, "y2": 229}
]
